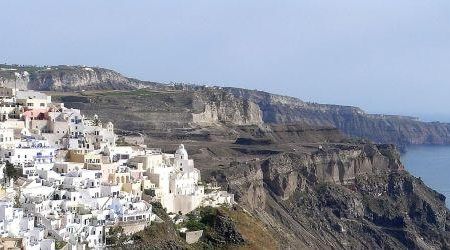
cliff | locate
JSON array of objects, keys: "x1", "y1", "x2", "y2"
[
  {"x1": 51, "y1": 88, "x2": 263, "y2": 134},
  {"x1": 3, "y1": 64, "x2": 450, "y2": 146},
  {"x1": 224, "y1": 87, "x2": 450, "y2": 146},
  {"x1": 0, "y1": 64, "x2": 163, "y2": 91},
  {"x1": 212, "y1": 144, "x2": 449, "y2": 249},
  {"x1": 191, "y1": 88, "x2": 262, "y2": 125}
]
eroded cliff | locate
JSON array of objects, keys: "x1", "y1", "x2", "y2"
[
  {"x1": 191, "y1": 88, "x2": 262, "y2": 125},
  {"x1": 212, "y1": 145, "x2": 449, "y2": 249},
  {"x1": 225, "y1": 87, "x2": 450, "y2": 146},
  {"x1": 0, "y1": 64, "x2": 161, "y2": 91},
  {"x1": 3, "y1": 64, "x2": 450, "y2": 147}
]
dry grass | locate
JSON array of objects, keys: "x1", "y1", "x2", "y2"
[{"x1": 221, "y1": 207, "x2": 279, "y2": 250}]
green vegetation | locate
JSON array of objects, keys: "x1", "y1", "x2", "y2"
[
  {"x1": 150, "y1": 202, "x2": 167, "y2": 218},
  {"x1": 185, "y1": 218, "x2": 206, "y2": 231},
  {"x1": 4, "y1": 162, "x2": 22, "y2": 180},
  {"x1": 143, "y1": 188, "x2": 156, "y2": 196},
  {"x1": 0, "y1": 64, "x2": 46, "y2": 73},
  {"x1": 128, "y1": 202, "x2": 187, "y2": 249},
  {"x1": 106, "y1": 226, "x2": 127, "y2": 247},
  {"x1": 182, "y1": 206, "x2": 218, "y2": 231},
  {"x1": 55, "y1": 241, "x2": 67, "y2": 250}
]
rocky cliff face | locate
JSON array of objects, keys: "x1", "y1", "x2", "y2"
[
  {"x1": 213, "y1": 145, "x2": 449, "y2": 249},
  {"x1": 53, "y1": 86, "x2": 450, "y2": 148},
  {"x1": 3, "y1": 64, "x2": 450, "y2": 147},
  {"x1": 225, "y1": 87, "x2": 450, "y2": 146},
  {"x1": 54, "y1": 88, "x2": 262, "y2": 132},
  {"x1": 27, "y1": 67, "x2": 137, "y2": 91},
  {"x1": 0, "y1": 67, "x2": 30, "y2": 90},
  {"x1": 0, "y1": 64, "x2": 161, "y2": 91},
  {"x1": 261, "y1": 144, "x2": 403, "y2": 196},
  {"x1": 192, "y1": 88, "x2": 262, "y2": 125}
]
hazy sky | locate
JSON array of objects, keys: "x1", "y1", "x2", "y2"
[{"x1": 1, "y1": 1, "x2": 450, "y2": 121}]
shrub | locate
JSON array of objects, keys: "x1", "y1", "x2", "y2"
[{"x1": 186, "y1": 219, "x2": 206, "y2": 231}]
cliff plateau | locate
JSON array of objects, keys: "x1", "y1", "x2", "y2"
[{"x1": 2, "y1": 64, "x2": 450, "y2": 147}]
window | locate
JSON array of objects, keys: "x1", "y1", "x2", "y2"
[{"x1": 40, "y1": 103, "x2": 45, "y2": 107}]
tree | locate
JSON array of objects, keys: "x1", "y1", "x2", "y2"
[
  {"x1": 106, "y1": 226, "x2": 127, "y2": 246},
  {"x1": 185, "y1": 219, "x2": 206, "y2": 231},
  {"x1": 4, "y1": 162, "x2": 21, "y2": 181}
]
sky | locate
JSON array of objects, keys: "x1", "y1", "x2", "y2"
[{"x1": 1, "y1": 1, "x2": 450, "y2": 121}]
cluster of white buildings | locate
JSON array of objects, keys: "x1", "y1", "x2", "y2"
[{"x1": 0, "y1": 86, "x2": 234, "y2": 249}]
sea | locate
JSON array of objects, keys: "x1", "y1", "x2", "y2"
[{"x1": 402, "y1": 145, "x2": 450, "y2": 208}]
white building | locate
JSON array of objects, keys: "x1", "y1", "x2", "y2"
[
  {"x1": 15, "y1": 90, "x2": 52, "y2": 109},
  {"x1": 0, "y1": 88, "x2": 234, "y2": 248},
  {"x1": 0, "y1": 200, "x2": 55, "y2": 250}
]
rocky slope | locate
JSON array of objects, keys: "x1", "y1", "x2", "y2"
[
  {"x1": 125, "y1": 204, "x2": 277, "y2": 249},
  {"x1": 211, "y1": 144, "x2": 450, "y2": 249}
]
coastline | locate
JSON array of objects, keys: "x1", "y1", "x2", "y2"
[{"x1": 401, "y1": 144, "x2": 450, "y2": 208}]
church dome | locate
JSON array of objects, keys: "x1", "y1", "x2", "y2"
[{"x1": 175, "y1": 144, "x2": 188, "y2": 160}]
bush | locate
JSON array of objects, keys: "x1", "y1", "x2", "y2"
[
  {"x1": 106, "y1": 226, "x2": 127, "y2": 246},
  {"x1": 186, "y1": 219, "x2": 206, "y2": 231},
  {"x1": 4, "y1": 162, "x2": 22, "y2": 180},
  {"x1": 200, "y1": 206, "x2": 218, "y2": 226}
]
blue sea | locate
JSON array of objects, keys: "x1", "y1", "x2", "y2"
[{"x1": 402, "y1": 145, "x2": 450, "y2": 208}]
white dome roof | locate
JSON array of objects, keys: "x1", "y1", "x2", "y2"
[{"x1": 175, "y1": 144, "x2": 188, "y2": 159}]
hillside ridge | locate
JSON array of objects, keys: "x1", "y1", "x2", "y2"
[{"x1": 2, "y1": 64, "x2": 450, "y2": 147}]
